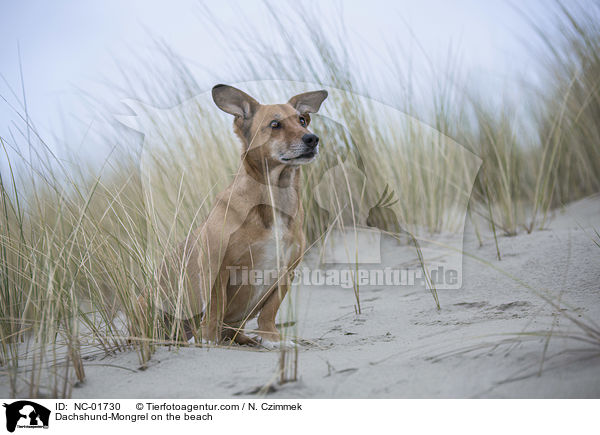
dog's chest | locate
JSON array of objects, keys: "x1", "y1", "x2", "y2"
[{"x1": 246, "y1": 220, "x2": 297, "y2": 310}]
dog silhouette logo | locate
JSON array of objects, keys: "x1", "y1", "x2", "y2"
[
  {"x1": 119, "y1": 80, "x2": 482, "y2": 291},
  {"x1": 3, "y1": 401, "x2": 50, "y2": 432}
]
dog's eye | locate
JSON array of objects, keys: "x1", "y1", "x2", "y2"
[
  {"x1": 299, "y1": 116, "x2": 306, "y2": 127},
  {"x1": 270, "y1": 120, "x2": 280, "y2": 129}
]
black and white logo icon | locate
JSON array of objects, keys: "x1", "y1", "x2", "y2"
[{"x1": 3, "y1": 401, "x2": 50, "y2": 433}]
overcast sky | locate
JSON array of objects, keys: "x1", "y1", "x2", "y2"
[{"x1": 0, "y1": 0, "x2": 556, "y2": 164}]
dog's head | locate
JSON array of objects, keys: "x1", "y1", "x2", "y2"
[{"x1": 212, "y1": 84, "x2": 328, "y2": 166}]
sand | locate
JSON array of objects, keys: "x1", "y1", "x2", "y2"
[{"x1": 3, "y1": 195, "x2": 599, "y2": 399}]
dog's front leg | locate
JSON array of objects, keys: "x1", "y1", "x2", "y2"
[
  {"x1": 256, "y1": 283, "x2": 287, "y2": 346},
  {"x1": 256, "y1": 269, "x2": 298, "y2": 348},
  {"x1": 201, "y1": 270, "x2": 228, "y2": 344},
  {"x1": 257, "y1": 240, "x2": 304, "y2": 348}
]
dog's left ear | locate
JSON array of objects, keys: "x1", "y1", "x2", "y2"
[{"x1": 288, "y1": 90, "x2": 328, "y2": 114}]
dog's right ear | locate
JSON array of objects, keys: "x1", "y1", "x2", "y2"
[{"x1": 212, "y1": 84, "x2": 259, "y2": 119}]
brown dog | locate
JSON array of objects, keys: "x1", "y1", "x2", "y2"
[{"x1": 153, "y1": 85, "x2": 328, "y2": 348}]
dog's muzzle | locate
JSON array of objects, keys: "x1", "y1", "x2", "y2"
[
  {"x1": 281, "y1": 146, "x2": 319, "y2": 163},
  {"x1": 281, "y1": 134, "x2": 320, "y2": 163}
]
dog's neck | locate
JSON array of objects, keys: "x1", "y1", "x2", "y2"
[
  {"x1": 242, "y1": 155, "x2": 298, "y2": 188},
  {"x1": 239, "y1": 156, "x2": 302, "y2": 222}
]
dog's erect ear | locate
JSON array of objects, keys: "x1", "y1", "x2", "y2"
[
  {"x1": 288, "y1": 90, "x2": 328, "y2": 114},
  {"x1": 212, "y1": 84, "x2": 259, "y2": 119}
]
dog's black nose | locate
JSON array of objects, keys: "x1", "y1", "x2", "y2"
[{"x1": 302, "y1": 133, "x2": 319, "y2": 148}]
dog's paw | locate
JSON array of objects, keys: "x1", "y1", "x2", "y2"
[
  {"x1": 280, "y1": 338, "x2": 296, "y2": 348},
  {"x1": 187, "y1": 337, "x2": 215, "y2": 346},
  {"x1": 259, "y1": 337, "x2": 296, "y2": 350},
  {"x1": 200, "y1": 338, "x2": 217, "y2": 346}
]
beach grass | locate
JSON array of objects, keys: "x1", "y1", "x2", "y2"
[{"x1": 1, "y1": 1, "x2": 599, "y2": 397}]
